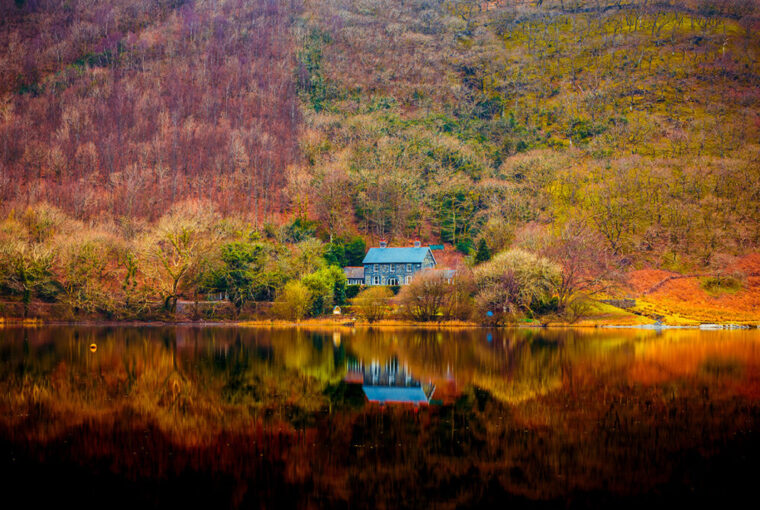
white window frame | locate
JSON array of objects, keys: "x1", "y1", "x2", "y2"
[
  {"x1": 373, "y1": 264, "x2": 378, "y2": 272},
  {"x1": 373, "y1": 276, "x2": 380, "y2": 285},
  {"x1": 382, "y1": 264, "x2": 388, "y2": 272},
  {"x1": 405, "y1": 276, "x2": 411, "y2": 285},
  {"x1": 406, "y1": 263, "x2": 412, "y2": 272}
]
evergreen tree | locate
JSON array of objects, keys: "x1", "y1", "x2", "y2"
[
  {"x1": 345, "y1": 237, "x2": 367, "y2": 266},
  {"x1": 475, "y1": 238, "x2": 491, "y2": 264}
]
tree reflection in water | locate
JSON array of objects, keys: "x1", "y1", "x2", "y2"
[{"x1": 1, "y1": 326, "x2": 759, "y2": 508}]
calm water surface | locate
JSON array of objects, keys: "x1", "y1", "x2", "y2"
[{"x1": 1, "y1": 326, "x2": 759, "y2": 509}]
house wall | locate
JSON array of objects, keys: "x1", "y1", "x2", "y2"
[
  {"x1": 363, "y1": 251, "x2": 436, "y2": 285},
  {"x1": 422, "y1": 251, "x2": 435, "y2": 269}
]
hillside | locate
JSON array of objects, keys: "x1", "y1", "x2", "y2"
[
  {"x1": 0, "y1": 0, "x2": 301, "y2": 220},
  {"x1": 296, "y1": 0, "x2": 760, "y2": 267},
  {"x1": 1, "y1": 0, "x2": 759, "y2": 321}
]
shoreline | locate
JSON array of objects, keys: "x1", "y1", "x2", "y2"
[{"x1": 1, "y1": 317, "x2": 758, "y2": 330}]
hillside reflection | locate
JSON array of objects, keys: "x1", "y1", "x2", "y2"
[{"x1": 1, "y1": 326, "x2": 759, "y2": 508}]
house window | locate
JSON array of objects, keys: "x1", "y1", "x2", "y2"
[
  {"x1": 373, "y1": 276, "x2": 380, "y2": 285},
  {"x1": 382, "y1": 264, "x2": 388, "y2": 272},
  {"x1": 405, "y1": 276, "x2": 411, "y2": 285},
  {"x1": 389, "y1": 264, "x2": 394, "y2": 272},
  {"x1": 373, "y1": 264, "x2": 378, "y2": 272},
  {"x1": 416, "y1": 264, "x2": 421, "y2": 268},
  {"x1": 406, "y1": 264, "x2": 412, "y2": 272}
]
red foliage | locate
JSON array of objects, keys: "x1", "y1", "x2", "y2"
[{"x1": 0, "y1": 0, "x2": 302, "y2": 221}]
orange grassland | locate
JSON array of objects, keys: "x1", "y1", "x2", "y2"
[{"x1": 626, "y1": 254, "x2": 760, "y2": 325}]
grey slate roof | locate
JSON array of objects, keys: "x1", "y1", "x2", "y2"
[
  {"x1": 343, "y1": 266, "x2": 364, "y2": 279},
  {"x1": 362, "y1": 247, "x2": 434, "y2": 264}
]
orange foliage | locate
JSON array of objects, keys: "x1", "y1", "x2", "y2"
[
  {"x1": 627, "y1": 269, "x2": 678, "y2": 294},
  {"x1": 728, "y1": 253, "x2": 760, "y2": 275},
  {"x1": 429, "y1": 245, "x2": 465, "y2": 269},
  {"x1": 644, "y1": 276, "x2": 760, "y2": 321}
]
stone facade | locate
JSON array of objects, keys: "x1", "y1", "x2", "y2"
[{"x1": 363, "y1": 249, "x2": 436, "y2": 286}]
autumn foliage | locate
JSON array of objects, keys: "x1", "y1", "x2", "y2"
[
  {"x1": 0, "y1": 0, "x2": 301, "y2": 221},
  {"x1": 2, "y1": 1, "x2": 760, "y2": 320}
]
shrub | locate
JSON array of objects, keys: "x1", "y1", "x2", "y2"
[
  {"x1": 473, "y1": 249, "x2": 561, "y2": 324},
  {"x1": 351, "y1": 286, "x2": 393, "y2": 322},
  {"x1": 301, "y1": 265, "x2": 347, "y2": 316},
  {"x1": 59, "y1": 237, "x2": 117, "y2": 316},
  {"x1": 345, "y1": 284, "x2": 362, "y2": 300},
  {"x1": 397, "y1": 271, "x2": 449, "y2": 321},
  {"x1": 0, "y1": 241, "x2": 58, "y2": 317},
  {"x1": 701, "y1": 274, "x2": 744, "y2": 294},
  {"x1": 272, "y1": 281, "x2": 313, "y2": 321}
]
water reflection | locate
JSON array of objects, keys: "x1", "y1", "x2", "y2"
[
  {"x1": 1, "y1": 326, "x2": 760, "y2": 508},
  {"x1": 346, "y1": 358, "x2": 435, "y2": 405}
]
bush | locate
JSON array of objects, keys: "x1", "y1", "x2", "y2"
[
  {"x1": 0, "y1": 241, "x2": 58, "y2": 317},
  {"x1": 473, "y1": 249, "x2": 561, "y2": 324},
  {"x1": 301, "y1": 265, "x2": 347, "y2": 316},
  {"x1": 397, "y1": 271, "x2": 449, "y2": 321},
  {"x1": 272, "y1": 281, "x2": 313, "y2": 321},
  {"x1": 345, "y1": 284, "x2": 362, "y2": 300},
  {"x1": 284, "y1": 218, "x2": 318, "y2": 243},
  {"x1": 351, "y1": 286, "x2": 393, "y2": 322},
  {"x1": 59, "y1": 238, "x2": 117, "y2": 316},
  {"x1": 397, "y1": 270, "x2": 475, "y2": 322},
  {"x1": 701, "y1": 274, "x2": 744, "y2": 294}
]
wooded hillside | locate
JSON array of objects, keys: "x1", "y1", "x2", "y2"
[
  {"x1": 1, "y1": 0, "x2": 300, "y2": 221},
  {"x1": 296, "y1": 0, "x2": 760, "y2": 269},
  {"x1": 1, "y1": 0, "x2": 759, "y2": 306}
]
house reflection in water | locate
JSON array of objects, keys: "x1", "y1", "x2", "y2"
[{"x1": 346, "y1": 358, "x2": 435, "y2": 406}]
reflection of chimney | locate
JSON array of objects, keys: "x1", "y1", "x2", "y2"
[
  {"x1": 379, "y1": 239, "x2": 387, "y2": 248},
  {"x1": 413, "y1": 239, "x2": 421, "y2": 248}
]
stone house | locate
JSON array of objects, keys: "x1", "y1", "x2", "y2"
[{"x1": 362, "y1": 240, "x2": 436, "y2": 286}]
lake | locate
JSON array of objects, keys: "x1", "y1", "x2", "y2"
[{"x1": 1, "y1": 325, "x2": 759, "y2": 509}]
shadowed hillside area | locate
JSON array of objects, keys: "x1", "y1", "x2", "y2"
[{"x1": 1, "y1": 0, "x2": 759, "y2": 322}]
